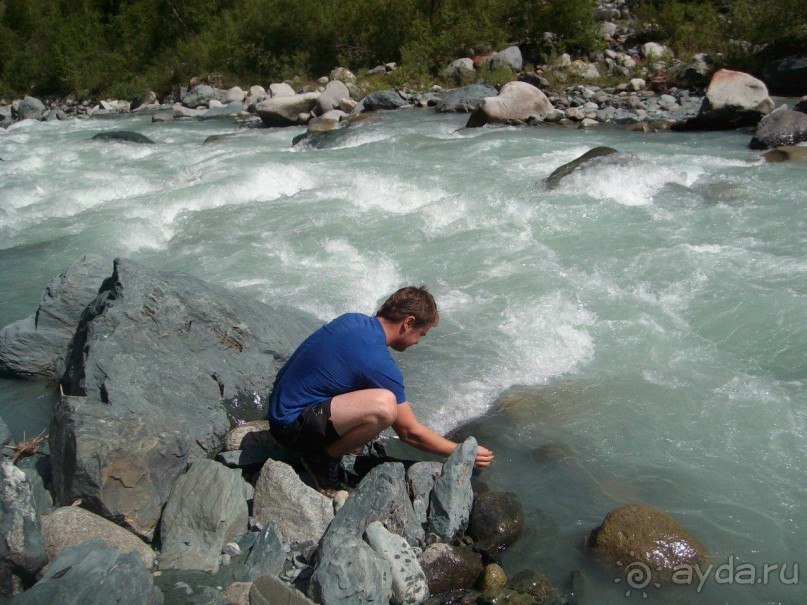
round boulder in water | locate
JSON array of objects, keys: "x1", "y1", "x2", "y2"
[
  {"x1": 91, "y1": 131, "x2": 155, "y2": 144},
  {"x1": 749, "y1": 109, "x2": 807, "y2": 149},
  {"x1": 467, "y1": 491, "x2": 524, "y2": 555},
  {"x1": 544, "y1": 146, "x2": 619, "y2": 190},
  {"x1": 587, "y1": 503, "x2": 709, "y2": 583}
]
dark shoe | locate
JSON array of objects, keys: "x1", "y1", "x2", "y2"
[{"x1": 300, "y1": 451, "x2": 347, "y2": 497}]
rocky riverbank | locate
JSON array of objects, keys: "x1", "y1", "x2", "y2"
[{"x1": 0, "y1": 258, "x2": 714, "y2": 605}]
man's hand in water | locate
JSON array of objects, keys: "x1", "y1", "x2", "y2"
[{"x1": 475, "y1": 445, "x2": 495, "y2": 468}]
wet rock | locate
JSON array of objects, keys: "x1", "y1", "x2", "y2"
[
  {"x1": 224, "y1": 420, "x2": 275, "y2": 451},
  {"x1": 307, "y1": 110, "x2": 348, "y2": 133},
  {"x1": 544, "y1": 146, "x2": 619, "y2": 190},
  {"x1": 92, "y1": 131, "x2": 155, "y2": 144},
  {"x1": 761, "y1": 146, "x2": 807, "y2": 163},
  {"x1": 435, "y1": 84, "x2": 498, "y2": 114},
  {"x1": 360, "y1": 90, "x2": 407, "y2": 111},
  {"x1": 763, "y1": 53, "x2": 807, "y2": 96},
  {"x1": 243, "y1": 522, "x2": 285, "y2": 581},
  {"x1": 0, "y1": 458, "x2": 48, "y2": 598},
  {"x1": 50, "y1": 257, "x2": 316, "y2": 540},
  {"x1": 41, "y1": 506, "x2": 156, "y2": 569},
  {"x1": 310, "y1": 536, "x2": 393, "y2": 605},
  {"x1": 183, "y1": 84, "x2": 217, "y2": 108},
  {"x1": 467, "y1": 491, "x2": 523, "y2": 555},
  {"x1": 0, "y1": 254, "x2": 109, "y2": 379},
  {"x1": 675, "y1": 69, "x2": 774, "y2": 131},
  {"x1": 159, "y1": 459, "x2": 249, "y2": 572},
  {"x1": 251, "y1": 575, "x2": 316, "y2": 605},
  {"x1": 13, "y1": 540, "x2": 163, "y2": 605},
  {"x1": 749, "y1": 109, "x2": 807, "y2": 149},
  {"x1": 256, "y1": 92, "x2": 320, "y2": 127},
  {"x1": 587, "y1": 503, "x2": 709, "y2": 583},
  {"x1": 506, "y1": 569, "x2": 554, "y2": 602},
  {"x1": 365, "y1": 521, "x2": 429, "y2": 605},
  {"x1": 407, "y1": 461, "x2": 442, "y2": 528},
  {"x1": 252, "y1": 459, "x2": 333, "y2": 547},
  {"x1": 428, "y1": 437, "x2": 476, "y2": 541},
  {"x1": 466, "y1": 82, "x2": 553, "y2": 128},
  {"x1": 419, "y1": 543, "x2": 483, "y2": 596},
  {"x1": 479, "y1": 563, "x2": 507, "y2": 591},
  {"x1": 795, "y1": 96, "x2": 807, "y2": 114}
]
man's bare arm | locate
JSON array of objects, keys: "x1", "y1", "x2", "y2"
[{"x1": 391, "y1": 402, "x2": 495, "y2": 468}]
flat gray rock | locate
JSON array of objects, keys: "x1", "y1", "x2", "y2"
[
  {"x1": 243, "y1": 522, "x2": 286, "y2": 581},
  {"x1": 250, "y1": 575, "x2": 316, "y2": 605},
  {"x1": 159, "y1": 459, "x2": 249, "y2": 572},
  {"x1": 309, "y1": 537, "x2": 392, "y2": 605},
  {"x1": 406, "y1": 461, "x2": 442, "y2": 528},
  {"x1": 49, "y1": 257, "x2": 317, "y2": 540},
  {"x1": 428, "y1": 437, "x2": 476, "y2": 541},
  {"x1": 13, "y1": 540, "x2": 163, "y2": 605},
  {"x1": 0, "y1": 254, "x2": 109, "y2": 379}
]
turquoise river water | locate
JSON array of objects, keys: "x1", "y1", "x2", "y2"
[{"x1": 1, "y1": 108, "x2": 805, "y2": 604}]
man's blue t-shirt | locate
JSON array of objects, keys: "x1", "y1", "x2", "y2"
[{"x1": 268, "y1": 313, "x2": 407, "y2": 425}]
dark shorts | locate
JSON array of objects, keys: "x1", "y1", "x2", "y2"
[{"x1": 269, "y1": 400, "x2": 340, "y2": 454}]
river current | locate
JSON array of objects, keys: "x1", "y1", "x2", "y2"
[{"x1": 1, "y1": 108, "x2": 805, "y2": 604}]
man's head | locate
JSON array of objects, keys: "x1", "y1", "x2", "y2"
[{"x1": 377, "y1": 286, "x2": 439, "y2": 329}]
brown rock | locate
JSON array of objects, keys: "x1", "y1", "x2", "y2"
[
  {"x1": 224, "y1": 421, "x2": 274, "y2": 451},
  {"x1": 478, "y1": 563, "x2": 507, "y2": 591},
  {"x1": 762, "y1": 146, "x2": 807, "y2": 163},
  {"x1": 41, "y1": 506, "x2": 156, "y2": 569},
  {"x1": 419, "y1": 543, "x2": 483, "y2": 596},
  {"x1": 587, "y1": 503, "x2": 709, "y2": 583}
]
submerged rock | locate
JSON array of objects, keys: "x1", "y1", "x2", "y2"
[
  {"x1": 91, "y1": 131, "x2": 155, "y2": 144},
  {"x1": 0, "y1": 254, "x2": 109, "y2": 379},
  {"x1": 544, "y1": 146, "x2": 619, "y2": 190},
  {"x1": 13, "y1": 540, "x2": 163, "y2": 605},
  {"x1": 49, "y1": 257, "x2": 316, "y2": 540},
  {"x1": 761, "y1": 146, "x2": 807, "y2": 163},
  {"x1": 587, "y1": 503, "x2": 709, "y2": 583}
]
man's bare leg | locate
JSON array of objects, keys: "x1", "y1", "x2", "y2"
[{"x1": 324, "y1": 388, "x2": 397, "y2": 458}]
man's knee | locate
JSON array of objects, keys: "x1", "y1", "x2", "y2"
[{"x1": 372, "y1": 389, "x2": 398, "y2": 426}]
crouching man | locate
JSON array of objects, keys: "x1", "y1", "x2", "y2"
[{"x1": 268, "y1": 286, "x2": 494, "y2": 494}]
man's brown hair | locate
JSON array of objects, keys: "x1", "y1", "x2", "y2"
[{"x1": 377, "y1": 286, "x2": 439, "y2": 328}]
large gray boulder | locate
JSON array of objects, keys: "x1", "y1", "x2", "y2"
[
  {"x1": 255, "y1": 92, "x2": 320, "y2": 127},
  {"x1": 269, "y1": 82, "x2": 297, "y2": 97},
  {"x1": 13, "y1": 540, "x2": 163, "y2": 605},
  {"x1": 465, "y1": 82, "x2": 554, "y2": 127},
  {"x1": 435, "y1": 83, "x2": 498, "y2": 114},
  {"x1": 49, "y1": 257, "x2": 316, "y2": 540},
  {"x1": 360, "y1": 90, "x2": 407, "y2": 111},
  {"x1": 444, "y1": 58, "x2": 475, "y2": 79},
  {"x1": 428, "y1": 437, "x2": 476, "y2": 541},
  {"x1": 252, "y1": 459, "x2": 334, "y2": 547},
  {"x1": 159, "y1": 459, "x2": 249, "y2": 572},
  {"x1": 675, "y1": 69, "x2": 774, "y2": 130},
  {"x1": 489, "y1": 46, "x2": 523, "y2": 72},
  {"x1": 749, "y1": 109, "x2": 807, "y2": 149},
  {"x1": 41, "y1": 506, "x2": 156, "y2": 569},
  {"x1": 544, "y1": 147, "x2": 620, "y2": 190},
  {"x1": 183, "y1": 85, "x2": 217, "y2": 108},
  {"x1": 406, "y1": 461, "x2": 442, "y2": 528},
  {"x1": 0, "y1": 254, "x2": 109, "y2": 379},
  {"x1": 316, "y1": 80, "x2": 351, "y2": 114},
  {"x1": 1, "y1": 458, "x2": 48, "y2": 598},
  {"x1": 16, "y1": 97, "x2": 45, "y2": 121}
]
